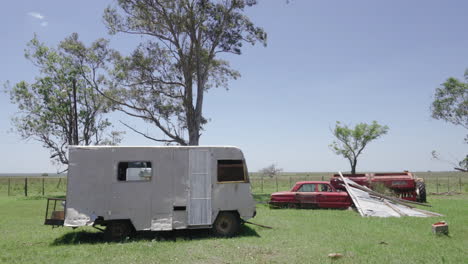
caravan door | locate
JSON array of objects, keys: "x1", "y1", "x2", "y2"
[
  {"x1": 188, "y1": 149, "x2": 212, "y2": 226},
  {"x1": 110, "y1": 159, "x2": 153, "y2": 230}
]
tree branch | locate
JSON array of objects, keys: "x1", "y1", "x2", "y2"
[{"x1": 120, "y1": 121, "x2": 184, "y2": 144}]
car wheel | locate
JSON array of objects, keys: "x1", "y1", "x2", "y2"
[
  {"x1": 104, "y1": 221, "x2": 134, "y2": 241},
  {"x1": 416, "y1": 181, "x2": 427, "y2": 203},
  {"x1": 287, "y1": 203, "x2": 298, "y2": 209},
  {"x1": 212, "y1": 212, "x2": 241, "y2": 237}
]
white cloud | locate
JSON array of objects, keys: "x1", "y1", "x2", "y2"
[
  {"x1": 28, "y1": 12, "x2": 45, "y2": 20},
  {"x1": 28, "y1": 12, "x2": 48, "y2": 27}
]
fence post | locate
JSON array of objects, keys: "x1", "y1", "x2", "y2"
[
  {"x1": 460, "y1": 175, "x2": 462, "y2": 193},
  {"x1": 8, "y1": 178, "x2": 11, "y2": 196},
  {"x1": 448, "y1": 176, "x2": 450, "y2": 193},
  {"x1": 436, "y1": 175, "x2": 439, "y2": 193},
  {"x1": 24, "y1": 178, "x2": 28, "y2": 197},
  {"x1": 321, "y1": 175, "x2": 324, "y2": 181},
  {"x1": 261, "y1": 175, "x2": 263, "y2": 193},
  {"x1": 289, "y1": 176, "x2": 292, "y2": 188},
  {"x1": 42, "y1": 177, "x2": 45, "y2": 196},
  {"x1": 275, "y1": 175, "x2": 278, "y2": 192}
]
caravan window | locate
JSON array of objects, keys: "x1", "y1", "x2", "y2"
[
  {"x1": 117, "y1": 161, "x2": 152, "y2": 182},
  {"x1": 217, "y1": 160, "x2": 246, "y2": 182}
]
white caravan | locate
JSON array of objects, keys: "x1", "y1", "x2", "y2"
[{"x1": 44, "y1": 146, "x2": 256, "y2": 238}]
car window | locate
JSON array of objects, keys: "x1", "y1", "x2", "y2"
[
  {"x1": 298, "y1": 184, "x2": 316, "y2": 192},
  {"x1": 319, "y1": 184, "x2": 332, "y2": 192}
]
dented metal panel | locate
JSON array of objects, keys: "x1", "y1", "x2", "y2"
[
  {"x1": 188, "y1": 149, "x2": 212, "y2": 226},
  {"x1": 151, "y1": 215, "x2": 172, "y2": 231},
  {"x1": 339, "y1": 173, "x2": 442, "y2": 218}
]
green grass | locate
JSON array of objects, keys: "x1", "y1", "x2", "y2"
[{"x1": 0, "y1": 194, "x2": 467, "y2": 263}]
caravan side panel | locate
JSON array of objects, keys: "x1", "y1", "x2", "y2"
[
  {"x1": 211, "y1": 148, "x2": 256, "y2": 221},
  {"x1": 109, "y1": 148, "x2": 154, "y2": 230},
  {"x1": 150, "y1": 148, "x2": 177, "y2": 231},
  {"x1": 188, "y1": 149, "x2": 212, "y2": 226},
  {"x1": 170, "y1": 149, "x2": 189, "y2": 229},
  {"x1": 65, "y1": 147, "x2": 111, "y2": 227}
]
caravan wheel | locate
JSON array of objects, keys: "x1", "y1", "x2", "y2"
[
  {"x1": 104, "y1": 221, "x2": 134, "y2": 241},
  {"x1": 212, "y1": 212, "x2": 241, "y2": 237}
]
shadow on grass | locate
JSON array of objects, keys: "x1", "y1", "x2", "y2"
[
  {"x1": 51, "y1": 224, "x2": 260, "y2": 245},
  {"x1": 268, "y1": 204, "x2": 353, "y2": 211},
  {"x1": 16, "y1": 195, "x2": 66, "y2": 201},
  {"x1": 253, "y1": 193, "x2": 270, "y2": 204},
  {"x1": 51, "y1": 230, "x2": 104, "y2": 245}
]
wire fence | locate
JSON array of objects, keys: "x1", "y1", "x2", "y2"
[
  {"x1": 418, "y1": 172, "x2": 467, "y2": 194},
  {"x1": 0, "y1": 177, "x2": 67, "y2": 197},
  {"x1": 249, "y1": 171, "x2": 468, "y2": 195},
  {"x1": 0, "y1": 171, "x2": 466, "y2": 197}
]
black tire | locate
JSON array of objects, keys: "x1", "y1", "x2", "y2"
[
  {"x1": 104, "y1": 221, "x2": 134, "y2": 241},
  {"x1": 212, "y1": 212, "x2": 241, "y2": 237},
  {"x1": 416, "y1": 181, "x2": 427, "y2": 203}
]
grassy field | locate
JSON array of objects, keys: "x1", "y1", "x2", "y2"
[{"x1": 0, "y1": 193, "x2": 467, "y2": 263}]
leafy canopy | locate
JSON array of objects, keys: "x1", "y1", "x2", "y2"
[
  {"x1": 9, "y1": 34, "x2": 122, "y2": 167},
  {"x1": 431, "y1": 71, "x2": 468, "y2": 130},
  {"x1": 430, "y1": 70, "x2": 468, "y2": 171},
  {"x1": 102, "y1": 0, "x2": 267, "y2": 145},
  {"x1": 330, "y1": 121, "x2": 389, "y2": 174}
]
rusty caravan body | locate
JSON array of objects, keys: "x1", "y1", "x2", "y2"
[{"x1": 58, "y1": 146, "x2": 255, "y2": 232}]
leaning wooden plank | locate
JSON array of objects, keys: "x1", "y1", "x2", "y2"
[
  {"x1": 409, "y1": 207, "x2": 444, "y2": 217},
  {"x1": 244, "y1": 221, "x2": 273, "y2": 229},
  {"x1": 346, "y1": 185, "x2": 401, "y2": 217},
  {"x1": 346, "y1": 182, "x2": 416, "y2": 208},
  {"x1": 350, "y1": 181, "x2": 431, "y2": 207},
  {"x1": 338, "y1": 172, "x2": 365, "y2": 217},
  {"x1": 383, "y1": 200, "x2": 406, "y2": 216}
]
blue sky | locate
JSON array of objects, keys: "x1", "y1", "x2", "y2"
[{"x1": 0, "y1": 0, "x2": 466, "y2": 173}]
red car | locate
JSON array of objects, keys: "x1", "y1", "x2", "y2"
[{"x1": 269, "y1": 181, "x2": 351, "y2": 209}]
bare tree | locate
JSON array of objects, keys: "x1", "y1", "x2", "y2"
[
  {"x1": 259, "y1": 164, "x2": 283, "y2": 178},
  {"x1": 432, "y1": 151, "x2": 467, "y2": 172}
]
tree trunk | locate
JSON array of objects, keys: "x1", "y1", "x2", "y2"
[
  {"x1": 185, "y1": 102, "x2": 199, "y2": 145},
  {"x1": 72, "y1": 78, "x2": 79, "y2": 145},
  {"x1": 188, "y1": 127, "x2": 199, "y2": 145},
  {"x1": 351, "y1": 159, "x2": 357, "y2": 175}
]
